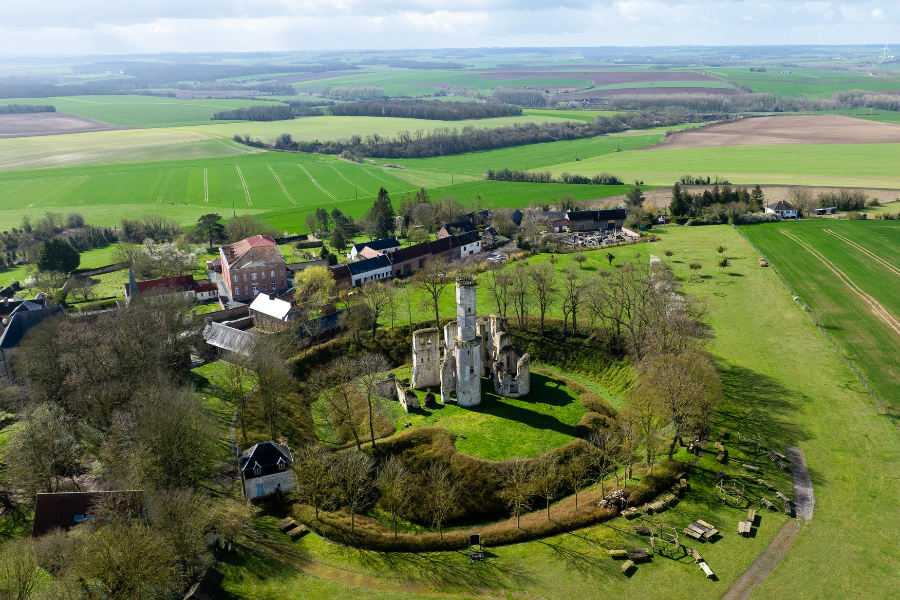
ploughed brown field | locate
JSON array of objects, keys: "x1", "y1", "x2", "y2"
[
  {"x1": 0, "y1": 113, "x2": 123, "y2": 138},
  {"x1": 656, "y1": 114, "x2": 900, "y2": 149}
]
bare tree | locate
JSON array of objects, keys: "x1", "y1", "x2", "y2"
[
  {"x1": 587, "y1": 431, "x2": 617, "y2": 498},
  {"x1": 0, "y1": 538, "x2": 40, "y2": 600},
  {"x1": 563, "y1": 451, "x2": 592, "y2": 512},
  {"x1": 532, "y1": 453, "x2": 560, "y2": 521},
  {"x1": 415, "y1": 260, "x2": 452, "y2": 330},
  {"x1": 384, "y1": 284, "x2": 399, "y2": 330},
  {"x1": 560, "y1": 265, "x2": 587, "y2": 337},
  {"x1": 616, "y1": 406, "x2": 641, "y2": 488},
  {"x1": 424, "y1": 462, "x2": 459, "y2": 539},
  {"x1": 498, "y1": 458, "x2": 533, "y2": 528},
  {"x1": 377, "y1": 455, "x2": 411, "y2": 540},
  {"x1": 482, "y1": 263, "x2": 512, "y2": 317},
  {"x1": 529, "y1": 262, "x2": 557, "y2": 335},
  {"x1": 399, "y1": 283, "x2": 415, "y2": 330},
  {"x1": 67, "y1": 275, "x2": 97, "y2": 302},
  {"x1": 220, "y1": 353, "x2": 254, "y2": 445},
  {"x1": 294, "y1": 444, "x2": 335, "y2": 520},
  {"x1": 334, "y1": 451, "x2": 375, "y2": 532},
  {"x1": 362, "y1": 281, "x2": 390, "y2": 341},
  {"x1": 253, "y1": 346, "x2": 296, "y2": 441},
  {"x1": 510, "y1": 262, "x2": 530, "y2": 330},
  {"x1": 310, "y1": 357, "x2": 363, "y2": 450},
  {"x1": 625, "y1": 382, "x2": 667, "y2": 474},
  {"x1": 354, "y1": 353, "x2": 392, "y2": 448}
]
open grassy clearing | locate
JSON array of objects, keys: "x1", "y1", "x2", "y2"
[
  {"x1": 742, "y1": 220, "x2": 900, "y2": 412},
  {"x1": 549, "y1": 143, "x2": 900, "y2": 188},
  {"x1": 224, "y1": 222, "x2": 900, "y2": 599},
  {"x1": 0, "y1": 127, "x2": 260, "y2": 172},
  {"x1": 3, "y1": 95, "x2": 278, "y2": 128},
  {"x1": 180, "y1": 114, "x2": 586, "y2": 144}
]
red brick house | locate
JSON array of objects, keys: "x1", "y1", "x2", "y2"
[{"x1": 219, "y1": 235, "x2": 288, "y2": 302}]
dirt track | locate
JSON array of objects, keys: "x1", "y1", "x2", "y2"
[
  {"x1": 0, "y1": 112, "x2": 123, "y2": 138},
  {"x1": 657, "y1": 114, "x2": 900, "y2": 149}
]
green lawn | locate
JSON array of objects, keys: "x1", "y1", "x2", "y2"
[
  {"x1": 4, "y1": 95, "x2": 279, "y2": 128},
  {"x1": 549, "y1": 143, "x2": 900, "y2": 188},
  {"x1": 383, "y1": 368, "x2": 588, "y2": 461},
  {"x1": 223, "y1": 223, "x2": 900, "y2": 598}
]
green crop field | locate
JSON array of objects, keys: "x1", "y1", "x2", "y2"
[
  {"x1": 705, "y1": 67, "x2": 900, "y2": 97},
  {"x1": 741, "y1": 220, "x2": 900, "y2": 411},
  {"x1": 180, "y1": 113, "x2": 584, "y2": 144},
  {"x1": 521, "y1": 109, "x2": 620, "y2": 121},
  {"x1": 4, "y1": 95, "x2": 278, "y2": 128},
  {"x1": 549, "y1": 143, "x2": 900, "y2": 188},
  {"x1": 593, "y1": 80, "x2": 736, "y2": 90}
]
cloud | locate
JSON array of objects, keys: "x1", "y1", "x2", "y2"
[{"x1": 0, "y1": 1, "x2": 898, "y2": 55}]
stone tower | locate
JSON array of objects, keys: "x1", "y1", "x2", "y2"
[
  {"x1": 411, "y1": 328, "x2": 440, "y2": 389},
  {"x1": 440, "y1": 277, "x2": 482, "y2": 406}
]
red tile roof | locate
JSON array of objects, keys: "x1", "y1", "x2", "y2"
[{"x1": 135, "y1": 274, "x2": 196, "y2": 294}]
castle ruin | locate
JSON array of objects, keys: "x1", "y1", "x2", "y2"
[{"x1": 412, "y1": 277, "x2": 530, "y2": 406}]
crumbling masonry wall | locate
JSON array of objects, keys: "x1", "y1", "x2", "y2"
[{"x1": 411, "y1": 328, "x2": 441, "y2": 389}]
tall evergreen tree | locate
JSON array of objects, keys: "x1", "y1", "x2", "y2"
[
  {"x1": 365, "y1": 188, "x2": 396, "y2": 240},
  {"x1": 750, "y1": 185, "x2": 766, "y2": 212},
  {"x1": 196, "y1": 213, "x2": 224, "y2": 250},
  {"x1": 36, "y1": 238, "x2": 80, "y2": 276}
]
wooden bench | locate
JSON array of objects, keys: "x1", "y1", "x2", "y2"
[
  {"x1": 628, "y1": 549, "x2": 650, "y2": 561},
  {"x1": 743, "y1": 463, "x2": 761, "y2": 473},
  {"x1": 776, "y1": 491, "x2": 790, "y2": 502},
  {"x1": 620, "y1": 560, "x2": 635, "y2": 574},
  {"x1": 738, "y1": 521, "x2": 750, "y2": 535},
  {"x1": 649, "y1": 500, "x2": 666, "y2": 512},
  {"x1": 689, "y1": 548, "x2": 703, "y2": 562},
  {"x1": 664, "y1": 493, "x2": 677, "y2": 504},
  {"x1": 607, "y1": 549, "x2": 628, "y2": 558},
  {"x1": 468, "y1": 552, "x2": 485, "y2": 563},
  {"x1": 621, "y1": 506, "x2": 640, "y2": 518},
  {"x1": 683, "y1": 526, "x2": 703, "y2": 540},
  {"x1": 699, "y1": 561, "x2": 715, "y2": 578},
  {"x1": 717, "y1": 451, "x2": 726, "y2": 463},
  {"x1": 739, "y1": 473, "x2": 756, "y2": 482},
  {"x1": 757, "y1": 479, "x2": 774, "y2": 490},
  {"x1": 715, "y1": 471, "x2": 725, "y2": 483},
  {"x1": 719, "y1": 428, "x2": 726, "y2": 439},
  {"x1": 277, "y1": 517, "x2": 297, "y2": 532},
  {"x1": 747, "y1": 508, "x2": 756, "y2": 525},
  {"x1": 714, "y1": 440, "x2": 724, "y2": 451},
  {"x1": 285, "y1": 525, "x2": 307, "y2": 538},
  {"x1": 784, "y1": 501, "x2": 793, "y2": 516},
  {"x1": 697, "y1": 520, "x2": 718, "y2": 539},
  {"x1": 634, "y1": 526, "x2": 653, "y2": 535},
  {"x1": 761, "y1": 497, "x2": 775, "y2": 510}
]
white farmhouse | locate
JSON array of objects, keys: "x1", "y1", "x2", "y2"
[
  {"x1": 764, "y1": 201, "x2": 798, "y2": 218},
  {"x1": 239, "y1": 441, "x2": 296, "y2": 500}
]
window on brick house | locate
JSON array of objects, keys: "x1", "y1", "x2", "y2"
[
  {"x1": 233, "y1": 275, "x2": 238, "y2": 282},
  {"x1": 252, "y1": 272, "x2": 257, "y2": 280},
  {"x1": 271, "y1": 270, "x2": 275, "y2": 278}
]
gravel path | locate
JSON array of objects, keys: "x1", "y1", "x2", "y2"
[
  {"x1": 787, "y1": 446, "x2": 815, "y2": 521},
  {"x1": 722, "y1": 446, "x2": 814, "y2": 600}
]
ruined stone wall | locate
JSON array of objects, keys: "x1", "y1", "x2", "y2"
[
  {"x1": 411, "y1": 328, "x2": 441, "y2": 389},
  {"x1": 455, "y1": 338, "x2": 483, "y2": 407},
  {"x1": 493, "y1": 351, "x2": 531, "y2": 398}
]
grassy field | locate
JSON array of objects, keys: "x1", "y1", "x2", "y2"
[
  {"x1": 0, "y1": 128, "x2": 260, "y2": 172},
  {"x1": 180, "y1": 114, "x2": 585, "y2": 144},
  {"x1": 741, "y1": 220, "x2": 900, "y2": 412},
  {"x1": 549, "y1": 143, "x2": 900, "y2": 188},
  {"x1": 4, "y1": 96, "x2": 278, "y2": 128},
  {"x1": 704, "y1": 67, "x2": 900, "y2": 98},
  {"x1": 222, "y1": 222, "x2": 900, "y2": 598}
]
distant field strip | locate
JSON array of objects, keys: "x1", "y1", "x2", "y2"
[
  {"x1": 331, "y1": 164, "x2": 372, "y2": 195},
  {"x1": 363, "y1": 168, "x2": 393, "y2": 186},
  {"x1": 267, "y1": 164, "x2": 297, "y2": 206},
  {"x1": 203, "y1": 168, "x2": 209, "y2": 203},
  {"x1": 297, "y1": 163, "x2": 336, "y2": 200},
  {"x1": 235, "y1": 166, "x2": 252, "y2": 206},
  {"x1": 823, "y1": 227, "x2": 900, "y2": 278},
  {"x1": 781, "y1": 229, "x2": 900, "y2": 336}
]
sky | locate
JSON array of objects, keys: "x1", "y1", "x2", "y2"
[{"x1": 0, "y1": 1, "x2": 898, "y2": 56}]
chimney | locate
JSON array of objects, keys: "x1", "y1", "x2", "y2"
[
  {"x1": 3, "y1": 298, "x2": 7, "y2": 307},
  {"x1": 269, "y1": 293, "x2": 276, "y2": 301}
]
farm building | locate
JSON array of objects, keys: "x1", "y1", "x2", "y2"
[
  {"x1": 239, "y1": 441, "x2": 296, "y2": 500},
  {"x1": 765, "y1": 201, "x2": 798, "y2": 218},
  {"x1": 124, "y1": 272, "x2": 219, "y2": 302},
  {"x1": 456, "y1": 230, "x2": 483, "y2": 256},
  {"x1": 814, "y1": 206, "x2": 837, "y2": 215},
  {"x1": 249, "y1": 294, "x2": 294, "y2": 332},
  {"x1": 219, "y1": 235, "x2": 289, "y2": 302},
  {"x1": 203, "y1": 320, "x2": 257, "y2": 357},
  {"x1": 565, "y1": 209, "x2": 627, "y2": 231},
  {"x1": 438, "y1": 217, "x2": 477, "y2": 239},
  {"x1": 390, "y1": 242, "x2": 432, "y2": 277},
  {"x1": 329, "y1": 264, "x2": 352, "y2": 288},
  {"x1": 350, "y1": 237, "x2": 401, "y2": 260},
  {"x1": 347, "y1": 255, "x2": 393, "y2": 286},
  {"x1": 427, "y1": 236, "x2": 462, "y2": 261}
]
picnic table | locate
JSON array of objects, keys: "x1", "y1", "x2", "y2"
[
  {"x1": 738, "y1": 521, "x2": 750, "y2": 535},
  {"x1": 277, "y1": 517, "x2": 297, "y2": 532},
  {"x1": 747, "y1": 508, "x2": 757, "y2": 525},
  {"x1": 620, "y1": 560, "x2": 635, "y2": 574},
  {"x1": 743, "y1": 463, "x2": 761, "y2": 473},
  {"x1": 285, "y1": 524, "x2": 307, "y2": 537},
  {"x1": 761, "y1": 497, "x2": 775, "y2": 510},
  {"x1": 689, "y1": 548, "x2": 703, "y2": 562},
  {"x1": 664, "y1": 493, "x2": 676, "y2": 504},
  {"x1": 717, "y1": 451, "x2": 726, "y2": 463},
  {"x1": 649, "y1": 500, "x2": 666, "y2": 512},
  {"x1": 607, "y1": 549, "x2": 628, "y2": 558},
  {"x1": 757, "y1": 479, "x2": 774, "y2": 489},
  {"x1": 766, "y1": 450, "x2": 787, "y2": 461},
  {"x1": 699, "y1": 561, "x2": 715, "y2": 578},
  {"x1": 719, "y1": 428, "x2": 726, "y2": 439},
  {"x1": 784, "y1": 500, "x2": 793, "y2": 516},
  {"x1": 622, "y1": 507, "x2": 640, "y2": 518},
  {"x1": 634, "y1": 526, "x2": 653, "y2": 535},
  {"x1": 715, "y1": 471, "x2": 725, "y2": 483},
  {"x1": 714, "y1": 440, "x2": 724, "y2": 451},
  {"x1": 739, "y1": 473, "x2": 756, "y2": 482},
  {"x1": 468, "y1": 552, "x2": 485, "y2": 563},
  {"x1": 684, "y1": 520, "x2": 717, "y2": 540},
  {"x1": 775, "y1": 491, "x2": 791, "y2": 502},
  {"x1": 628, "y1": 549, "x2": 651, "y2": 560}
]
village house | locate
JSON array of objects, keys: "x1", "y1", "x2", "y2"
[
  {"x1": 427, "y1": 236, "x2": 462, "y2": 262},
  {"x1": 389, "y1": 242, "x2": 432, "y2": 277},
  {"x1": 203, "y1": 320, "x2": 256, "y2": 357},
  {"x1": 124, "y1": 272, "x2": 219, "y2": 302},
  {"x1": 456, "y1": 230, "x2": 483, "y2": 256},
  {"x1": 285, "y1": 259, "x2": 328, "y2": 279},
  {"x1": 765, "y1": 200, "x2": 799, "y2": 218},
  {"x1": 239, "y1": 441, "x2": 296, "y2": 499},
  {"x1": 219, "y1": 235, "x2": 289, "y2": 302},
  {"x1": 565, "y1": 209, "x2": 627, "y2": 232},
  {"x1": 438, "y1": 217, "x2": 476, "y2": 239},
  {"x1": 347, "y1": 255, "x2": 393, "y2": 286},
  {"x1": 248, "y1": 293, "x2": 294, "y2": 332},
  {"x1": 329, "y1": 264, "x2": 352, "y2": 288},
  {"x1": 350, "y1": 237, "x2": 401, "y2": 260}
]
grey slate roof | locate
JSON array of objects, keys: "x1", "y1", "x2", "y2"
[
  {"x1": 0, "y1": 305, "x2": 63, "y2": 350},
  {"x1": 239, "y1": 441, "x2": 293, "y2": 480},
  {"x1": 352, "y1": 237, "x2": 400, "y2": 253},
  {"x1": 202, "y1": 321, "x2": 256, "y2": 356},
  {"x1": 346, "y1": 255, "x2": 392, "y2": 276}
]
